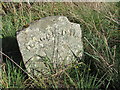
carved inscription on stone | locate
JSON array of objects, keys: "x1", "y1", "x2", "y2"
[{"x1": 17, "y1": 16, "x2": 83, "y2": 76}]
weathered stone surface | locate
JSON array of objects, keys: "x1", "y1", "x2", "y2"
[{"x1": 17, "y1": 16, "x2": 83, "y2": 76}]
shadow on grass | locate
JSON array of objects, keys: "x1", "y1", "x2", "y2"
[
  {"x1": 2, "y1": 36, "x2": 23, "y2": 64},
  {"x1": 2, "y1": 36, "x2": 28, "y2": 78}
]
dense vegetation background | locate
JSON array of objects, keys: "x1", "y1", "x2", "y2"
[{"x1": 0, "y1": 2, "x2": 120, "y2": 89}]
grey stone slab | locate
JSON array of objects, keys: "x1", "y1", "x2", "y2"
[{"x1": 17, "y1": 16, "x2": 83, "y2": 77}]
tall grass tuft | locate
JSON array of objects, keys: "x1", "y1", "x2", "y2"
[{"x1": 1, "y1": 59, "x2": 26, "y2": 88}]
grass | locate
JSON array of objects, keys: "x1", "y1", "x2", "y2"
[
  {"x1": 0, "y1": 60, "x2": 25, "y2": 88},
  {"x1": 0, "y1": 2, "x2": 120, "y2": 89}
]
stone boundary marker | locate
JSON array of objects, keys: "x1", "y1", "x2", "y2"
[{"x1": 17, "y1": 16, "x2": 83, "y2": 77}]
